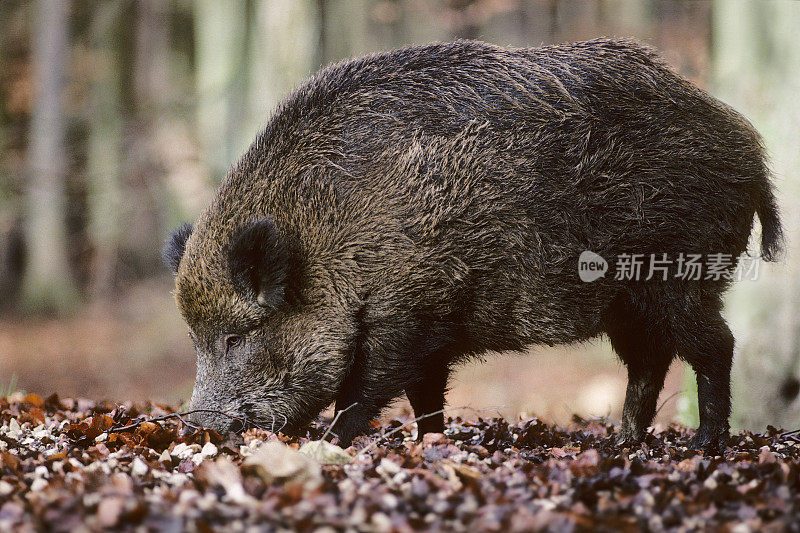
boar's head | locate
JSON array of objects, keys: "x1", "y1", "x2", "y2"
[{"x1": 163, "y1": 212, "x2": 355, "y2": 435}]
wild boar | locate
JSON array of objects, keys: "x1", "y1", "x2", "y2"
[{"x1": 164, "y1": 38, "x2": 782, "y2": 451}]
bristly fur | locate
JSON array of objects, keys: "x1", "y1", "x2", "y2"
[{"x1": 167, "y1": 38, "x2": 782, "y2": 452}]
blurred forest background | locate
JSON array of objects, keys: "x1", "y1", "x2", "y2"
[{"x1": 1, "y1": 0, "x2": 799, "y2": 432}]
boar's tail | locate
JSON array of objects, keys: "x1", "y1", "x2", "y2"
[{"x1": 755, "y1": 172, "x2": 784, "y2": 262}]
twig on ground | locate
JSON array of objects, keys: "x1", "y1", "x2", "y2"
[
  {"x1": 108, "y1": 408, "x2": 268, "y2": 433},
  {"x1": 780, "y1": 428, "x2": 800, "y2": 439},
  {"x1": 356, "y1": 404, "x2": 503, "y2": 459},
  {"x1": 356, "y1": 409, "x2": 447, "y2": 458}
]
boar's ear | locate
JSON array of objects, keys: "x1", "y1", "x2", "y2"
[
  {"x1": 228, "y1": 217, "x2": 288, "y2": 309},
  {"x1": 163, "y1": 222, "x2": 193, "y2": 275}
]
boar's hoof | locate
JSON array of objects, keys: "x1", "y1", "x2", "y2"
[
  {"x1": 328, "y1": 413, "x2": 368, "y2": 448},
  {"x1": 614, "y1": 429, "x2": 645, "y2": 448},
  {"x1": 687, "y1": 428, "x2": 729, "y2": 454}
]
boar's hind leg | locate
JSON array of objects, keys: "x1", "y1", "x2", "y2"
[
  {"x1": 673, "y1": 297, "x2": 734, "y2": 453},
  {"x1": 604, "y1": 292, "x2": 676, "y2": 445}
]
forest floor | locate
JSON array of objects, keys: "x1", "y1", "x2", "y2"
[
  {"x1": 2, "y1": 280, "x2": 743, "y2": 531},
  {"x1": 1, "y1": 393, "x2": 799, "y2": 532}
]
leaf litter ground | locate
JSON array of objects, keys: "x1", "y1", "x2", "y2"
[{"x1": 1, "y1": 392, "x2": 799, "y2": 532}]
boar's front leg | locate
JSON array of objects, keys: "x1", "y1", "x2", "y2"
[
  {"x1": 330, "y1": 358, "x2": 389, "y2": 446},
  {"x1": 404, "y1": 362, "x2": 450, "y2": 436},
  {"x1": 330, "y1": 317, "x2": 454, "y2": 445},
  {"x1": 604, "y1": 292, "x2": 675, "y2": 445},
  {"x1": 330, "y1": 325, "x2": 411, "y2": 445},
  {"x1": 332, "y1": 356, "x2": 450, "y2": 445}
]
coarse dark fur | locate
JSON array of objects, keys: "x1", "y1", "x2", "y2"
[{"x1": 165, "y1": 38, "x2": 782, "y2": 451}]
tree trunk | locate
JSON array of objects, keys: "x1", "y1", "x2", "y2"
[
  {"x1": 249, "y1": 0, "x2": 317, "y2": 125},
  {"x1": 193, "y1": 0, "x2": 251, "y2": 177},
  {"x1": 21, "y1": 0, "x2": 78, "y2": 315},
  {"x1": 86, "y1": 2, "x2": 124, "y2": 298},
  {"x1": 710, "y1": 0, "x2": 800, "y2": 432},
  {"x1": 315, "y1": 0, "x2": 372, "y2": 65}
]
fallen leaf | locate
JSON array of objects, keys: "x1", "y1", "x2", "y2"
[
  {"x1": 298, "y1": 440, "x2": 352, "y2": 465},
  {"x1": 242, "y1": 441, "x2": 321, "y2": 486}
]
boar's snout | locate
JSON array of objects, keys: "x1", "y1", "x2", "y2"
[
  {"x1": 185, "y1": 407, "x2": 239, "y2": 433},
  {"x1": 185, "y1": 386, "x2": 245, "y2": 433}
]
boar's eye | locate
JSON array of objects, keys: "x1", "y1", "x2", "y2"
[
  {"x1": 225, "y1": 334, "x2": 243, "y2": 353},
  {"x1": 225, "y1": 335, "x2": 245, "y2": 355}
]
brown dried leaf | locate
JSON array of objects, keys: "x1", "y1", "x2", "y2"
[{"x1": 23, "y1": 393, "x2": 43, "y2": 408}]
